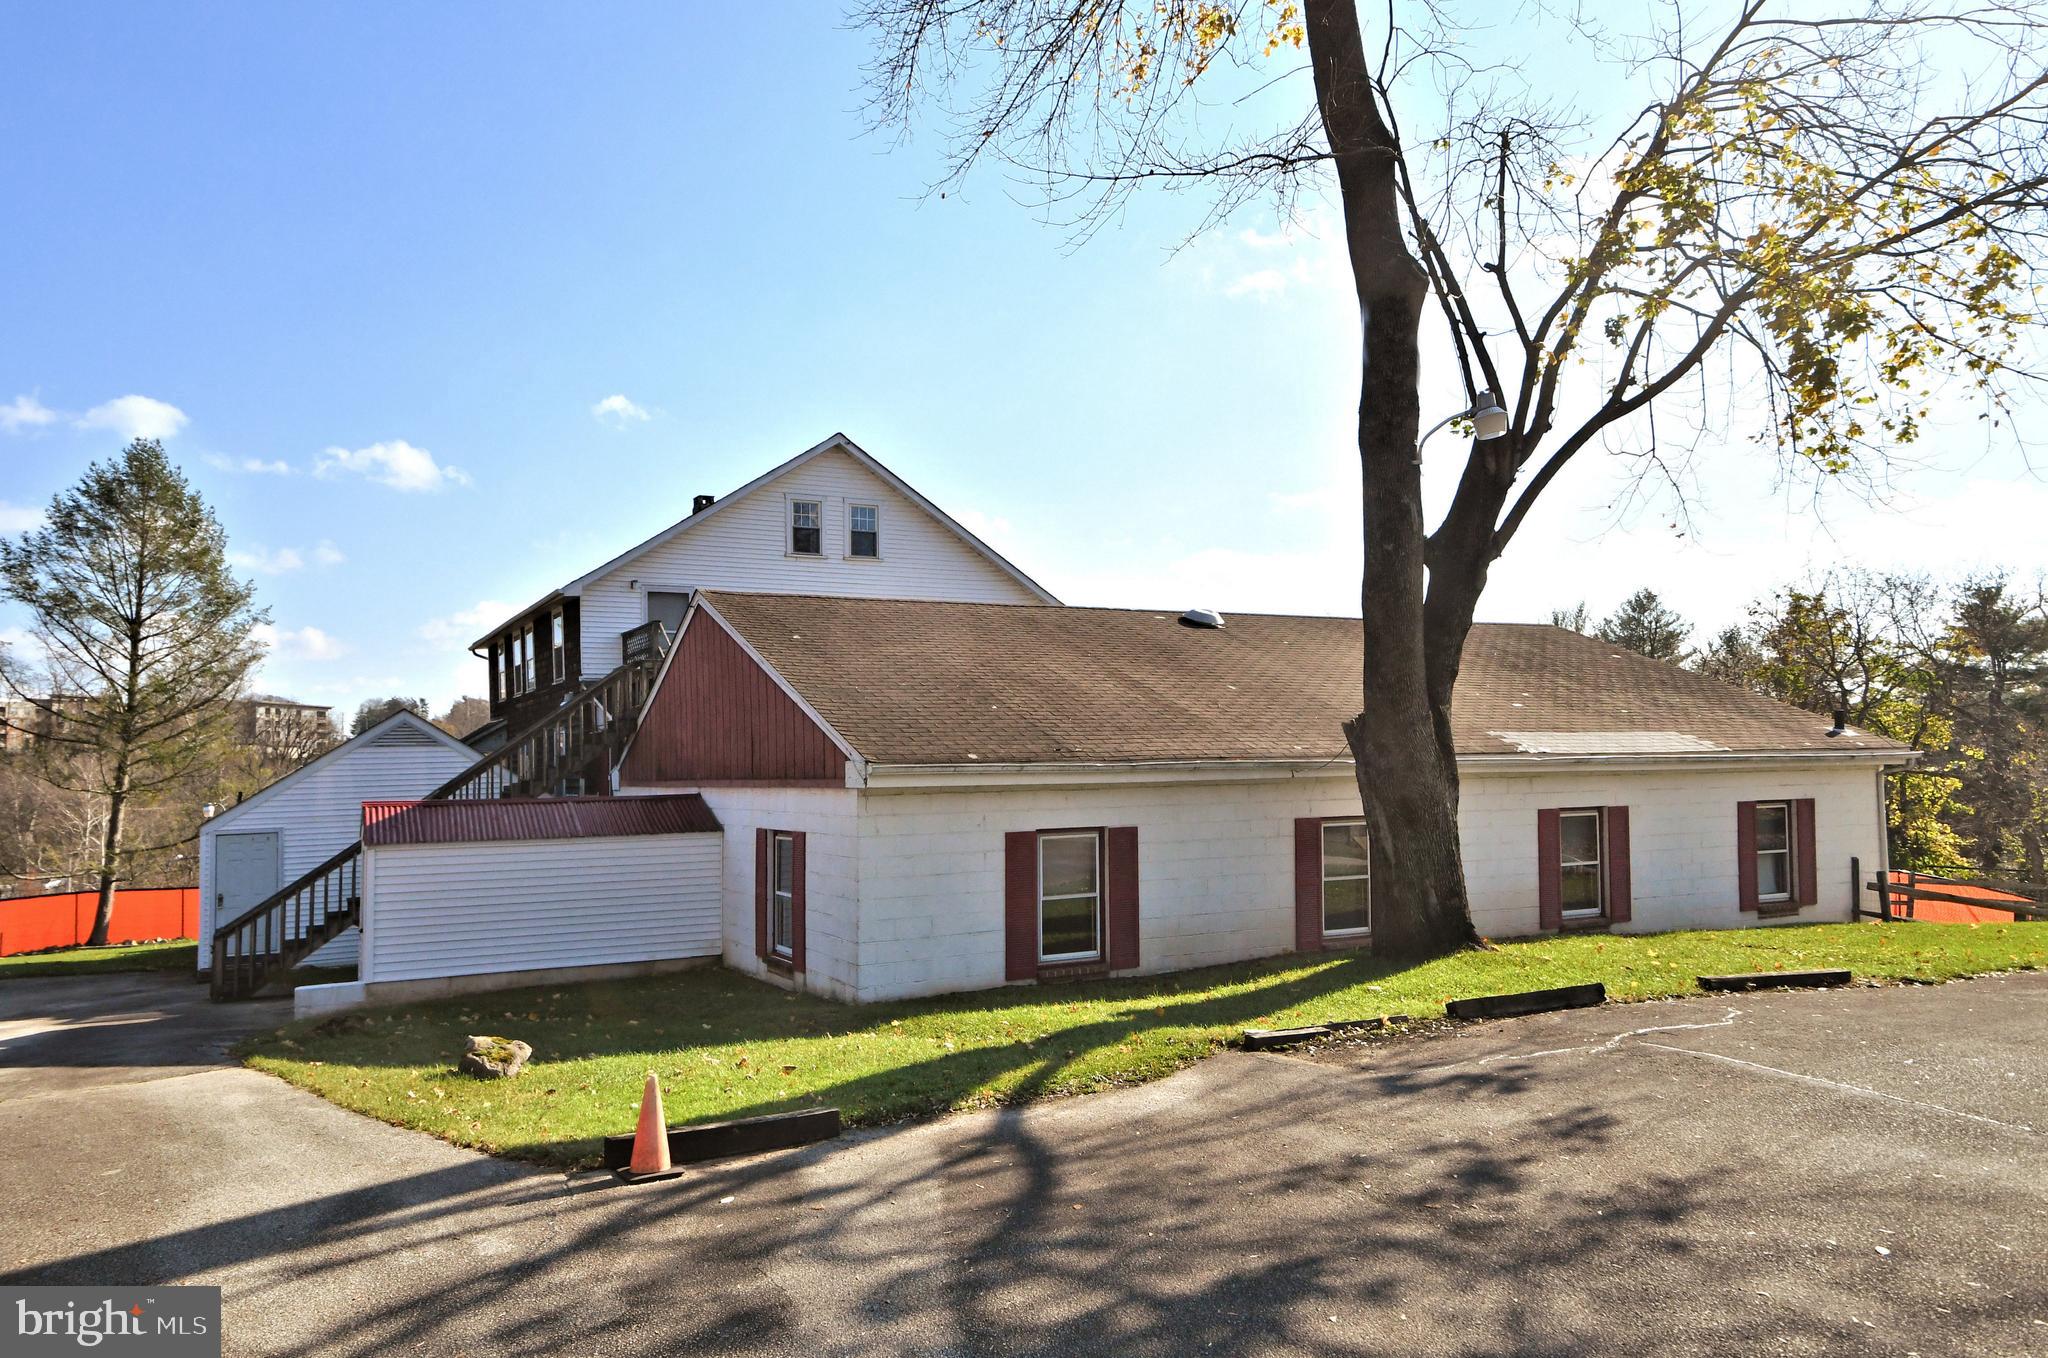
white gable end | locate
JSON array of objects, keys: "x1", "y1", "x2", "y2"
[
  {"x1": 195, "y1": 711, "x2": 475, "y2": 971},
  {"x1": 577, "y1": 446, "x2": 1047, "y2": 672}
]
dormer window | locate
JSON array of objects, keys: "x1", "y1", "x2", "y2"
[
  {"x1": 849, "y1": 504, "x2": 879, "y2": 558},
  {"x1": 790, "y1": 499, "x2": 822, "y2": 556}
]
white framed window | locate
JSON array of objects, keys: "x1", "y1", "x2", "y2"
[
  {"x1": 1320, "y1": 820, "x2": 1371, "y2": 935},
  {"x1": 849, "y1": 503, "x2": 880, "y2": 558},
  {"x1": 1559, "y1": 809, "x2": 1605, "y2": 916},
  {"x1": 508, "y1": 631, "x2": 525, "y2": 697},
  {"x1": 1754, "y1": 801, "x2": 1793, "y2": 902},
  {"x1": 790, "y1": 499, "x2": 822, "y2": 556},
  {"x1": 521, "y1": 622, "x2": 536, "y2": 690},
  {"x1": 493, "y1": 642, "x2": 506, "y2": 703},
  {"x1": 550, "y1": 608, "x2": 566, "y2": 684},
  {"x1": 1038, "y1": 831, "x2": 1102, "y2": 962},
  {"x1": 770, "y1": 831, "x2": 797, "y2": 958}
]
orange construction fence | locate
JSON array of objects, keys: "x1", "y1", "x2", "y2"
[
  {"x1": 0, "y1": 887, "x2": 199, "y2": 956},
  {"x1": 1883, "y1": 871, "x2": 2028, "y2": 924}
]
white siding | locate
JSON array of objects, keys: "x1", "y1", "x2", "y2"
[
  {"x1": 838, "y1": 760, "x2": 1887, "y2": 1002},
  {"x1": 361, "y1": 833, "x2": 722, "y2": 984},
  {"x1": 196, "y1": 723, "x2": 475, "y2": 970},
  {"x1": 577, "y1": 449, "x2": 1041, "y2": 672}
]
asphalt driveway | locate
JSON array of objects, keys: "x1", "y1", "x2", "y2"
[{"x1": 1, "y1": 968, "x2": 2042, "y2": 1357}]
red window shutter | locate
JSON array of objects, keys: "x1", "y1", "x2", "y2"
[
  {"x1": 1604, "y1": 806, "x2": 1632, "y2": 924},
  {"x1": 790, "y1": 830, "x2": 808, "y2": 972},
  {"x1": 1536, "y1": 809, "x2": 1563, "y2": 932},
  {"x1": 1106, "y1": 826, "x2": 1140, "y2": 970},
  {"x1": 1293, "y1": 818, "x2": 1324, "y2": 951},
  {"x1": 1794, "y1": 798, "x2": 1818, "y2": 906},
  {"x1": 1004, "y1": 831, "x2": 1039, "y2": 981},
  {"x1": 753, "y1": 827, "x2": 771, "y2": 958},
  {"x1": 1736, "y1": 802, "x2": 1759, "y2": 910}
]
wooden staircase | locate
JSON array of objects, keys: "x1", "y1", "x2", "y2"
[{"x1": 208, "y1": 658, "x2": 662, "y2": 1000}]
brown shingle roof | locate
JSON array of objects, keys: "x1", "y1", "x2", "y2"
[{"x1": 697, "y1": 592, "x2": 1907, "y2": 767}]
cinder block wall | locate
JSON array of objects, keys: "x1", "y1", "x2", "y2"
[
  {"x1": 1459, "y1": 762, "x2": 1884, "y2": 937},
  {"x1": 654, "y1": 761, "x2": 1887, "y2": 1004},
  {"x1": 680, "y1": 786, "x2": 864, "y2": 1002},
  {"x1": 849, "y1": 760, "x2": 1886, "y2": 1002}
]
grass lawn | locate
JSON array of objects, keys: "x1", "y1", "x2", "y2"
[
  {"x1": 0, "y1": 939, "x2": 197, "y2": 979},
  {"x1": 244, "y1": 923, "x2": 2045, "y2": 1168}
]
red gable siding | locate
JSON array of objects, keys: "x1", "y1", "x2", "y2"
[{"x1": 621, "y1": 613, "x2": 848, "y2": 785}]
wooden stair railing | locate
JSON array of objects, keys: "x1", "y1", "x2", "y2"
[
  {"x1": 207, "y1": 657, "x2": 661, "y2": 1000},
  {"x1": 422, "y1": 659, "x2": 659, "y2": 802},
  {"x1": 209, "y1": 843, "x2": 362, "y2": 1000}
]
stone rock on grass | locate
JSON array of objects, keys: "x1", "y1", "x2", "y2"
[{"x1": 459, "y1": 1035, "x2": 533, "y2": 1079}]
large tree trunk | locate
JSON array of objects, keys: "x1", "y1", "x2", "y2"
[
  {"x1": 89, "y1": 756, "x2": 129, "y2": 947},
  {"x1": 1308, "y1": 0, "x2": 1478, "y2": 958}
]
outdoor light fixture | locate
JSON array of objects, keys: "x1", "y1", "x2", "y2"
[
  {"x1": 201, "y1": 802, "x2": 218, "y2": 820},
  {"x1": 1415, "y1": 388, "x2": 1511, "y2": 463}
]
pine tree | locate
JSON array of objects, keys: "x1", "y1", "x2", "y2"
[
  {"x1": 0, "y1": 441, "x2": 266, "y2": 944},
  {"x1": 351, "y1": 695, "x2": 431, "y2": 736},
  {"x1": 1596, "y1": 589, "x2": 1692, "y2": 662}
]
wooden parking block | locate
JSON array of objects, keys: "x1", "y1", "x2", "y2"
[
  {"x1": 1697, "y1": 969, "x2": 1851, "y2": 992},
  {"x1": 1445, "y1": 982, "x2": 1606, "y2": 1021}
]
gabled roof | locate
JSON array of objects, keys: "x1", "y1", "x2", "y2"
[
  {"x1": 362, "y1": 794, "x2": 719, "y2": 845},
  {"x1": 203, "y1": 709, "x2": 474, "y2": 834},
  {"x1": 693, "y1": 592, "x2": 1912, "y2": 768},
  {"x1": 469, "y1": 433, "x2": 1057, "y2": 648}
]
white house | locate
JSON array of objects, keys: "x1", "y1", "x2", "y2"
[
  {"x1": 610, "y1": 592, "x2": 1908, "y2": 1004},
  {"x1": 198, "y1": 710, "x2": 476, "y2": 972},
  {"x1": 464, "y1": 433, "x2": 1056, "y2": 746},
  {"x1": 208, "y1": 435, "x2": 1059, "y2": 1003}
]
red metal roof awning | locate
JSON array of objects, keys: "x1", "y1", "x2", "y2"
[{"x1": 362, "y1": 795, "x2": 721, "y2": 847}]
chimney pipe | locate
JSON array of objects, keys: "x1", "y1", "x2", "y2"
[
  {"x1": 1826, "y1": 709, "x2": 1848, "y2": 737},
  {"x1": 692, "y1": 494, "x2": 715, "y2": 514}
]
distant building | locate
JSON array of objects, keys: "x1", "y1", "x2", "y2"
[
  {"x1": 0, "y1": 695, "x2": 88, "y2": 753},
  {"x1": 238, "y1": 695, "x2": 338, "y2": 758},
  {"x1": 0, "y1": 699, "x2": 38, "y2": 753},
  {"x1": 4, "y1": 692, "x2": 336, "y2": 759}
]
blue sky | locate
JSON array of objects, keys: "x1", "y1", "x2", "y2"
[{"x1": 4, "y1": 4, "x2": 2042, "y2": 720}]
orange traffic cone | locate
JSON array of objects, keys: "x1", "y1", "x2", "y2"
[{"x1": 617, "y1": 1073, "x2": 683, "y2": 1182}]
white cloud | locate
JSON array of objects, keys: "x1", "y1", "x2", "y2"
[
  {"x1": 591, "y1": 394, "x2": 652, "y2": 428},
  {"x1": 314, "y1": 440, "x2": 471, "y2": 492},
  {"x1": 230, "y1": 546, "x2": 306, "y2": 575},
  {"x1": 951, "y1": 508, "x2": 1023, "y2": 555},
  {"x1": 231, "y1": 539, "x2": 347, "y2": 575},
  {"x1": 417, "y1": 599, "x2": 516, "y2": 647},
  {"x1": 204, "y1": 453, "x2": 292, "y2": 475},
  {"x1": 75, "y1": 394, "x2": 189, "y2": 441},
  {"x1": 1187, "y1": 206, "x2": 1348, "y2": 304},
  {"x1": 253, "y1": 623, "x2": 348, "y2": 662},
  {"x1": 1225, "y1": 269, "x2": 1292, "y2": 301},
  {"x1": 0, "y1": 394, "x2": 60, "y2": 434},
  {"x1": 0, "y1": 501, "x2": 44, "y2": 533}
]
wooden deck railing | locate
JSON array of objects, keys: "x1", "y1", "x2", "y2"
[{"x1": 423, "y1": 660, "x2": 658, "y2": 802}]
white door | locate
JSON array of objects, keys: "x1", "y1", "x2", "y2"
[{"x1": 216, "y1": 832, "x2": 280, "y2": 923}]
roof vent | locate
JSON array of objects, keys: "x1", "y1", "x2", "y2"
[
  {"x1": 1178, "y1": 607, "x2": 1226, "y2": 630},
  {"x1": 692, "y1": 494, "x2": 716, "y2": 515},
  {"x1": 1826, "y1": 708, "x2": 1848, "y2": 738}
]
